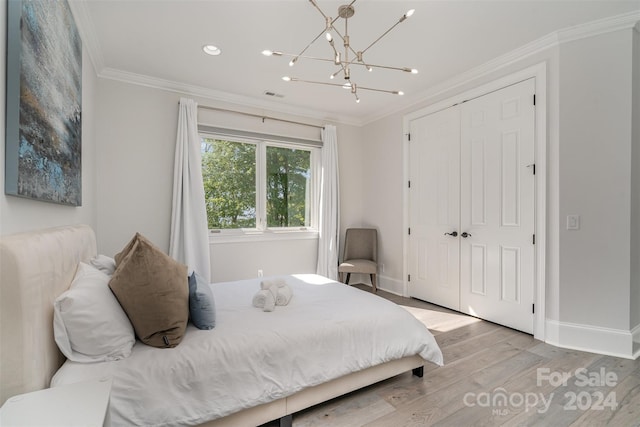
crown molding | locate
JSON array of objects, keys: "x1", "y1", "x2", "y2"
[
  {"x1": 557, "y1": 9, "x2": 640, "y2": 44},
  {"x1": 98, "y1": 68, "x2": 359, "y2": 127},
  {"x1": 361, "y1": 10, "x2": 640, "y2": 125}
]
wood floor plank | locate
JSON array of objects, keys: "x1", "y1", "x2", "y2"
[
  {"x1": 260, "y1": 287, "x2": 640, "y2": 426},
  {"x1": 505, "y1": 355, "x2": 640, "y2": 426},
  {"x1": 293, "y1": 388, "x2": 396, "y2": 427},
  {"x1": 569, "y1": 367, "x2": 640, "y2": 426}
]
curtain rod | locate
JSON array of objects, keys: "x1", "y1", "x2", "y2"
[{"x1": 186, "y1": 103, "x2": 324, "y2": 130}]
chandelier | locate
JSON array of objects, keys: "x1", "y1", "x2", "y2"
[{"x1": 262, "y1": 0, "x2": 417, "y2": 103}]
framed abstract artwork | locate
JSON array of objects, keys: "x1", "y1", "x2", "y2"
[{"x1": 5, "y1": 0, "x2": 82, "y2": 206}]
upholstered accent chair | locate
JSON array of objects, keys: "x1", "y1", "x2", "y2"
[{"x1": 338, "y1": 228, "x2": 378, "y2": 292}]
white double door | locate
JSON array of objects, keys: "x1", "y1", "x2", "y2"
[{"x1": 408, "y1": 79, "x2": 535, "y2": 334}]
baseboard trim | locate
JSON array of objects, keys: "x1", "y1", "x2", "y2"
[
  {"x1": 631, "y1": 324, "x2": 640, "y2": 359},
  {"x1": 377, "y1": 275, "x2": 404, "y2": 296},
  {"x1": 545, "y1": 319, "x2": 636, "y2": 359}
]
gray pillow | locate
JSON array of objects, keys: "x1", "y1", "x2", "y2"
[
  {"x1": 188, "y1": 272, "x2": 216, "y2": 330},
  {"x1": 109, "y1": 233, "x2": 189, "y2": 348}
]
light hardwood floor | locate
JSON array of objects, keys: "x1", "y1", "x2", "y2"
[{"x1": 263, "y1": 284, "x2": 640, "y2": 427}]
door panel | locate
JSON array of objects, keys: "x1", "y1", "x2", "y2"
[
  {"x1": 459, "y1": 79, "x2": 535, "y2": 333},
  {"x1": 408, "y1": 107, "x2": 460, "y2": 310},
  {"x1": 407, "y1": 79, "x2": 535, "y2": 334}
]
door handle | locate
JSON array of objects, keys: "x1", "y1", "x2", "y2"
[
  {"x1": 444, "y1": 231, "x2": 458, "y2": 237},
  {"x1": 461, "y1": 232, "x2": 472, "y2": 238}
]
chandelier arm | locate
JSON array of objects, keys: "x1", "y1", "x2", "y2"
[
  {"x1": 361, "y1": 17, "x2": 405, "y2": 55},
  {"x1": 358, "y1": 62, "x2": 417, "y2": 73},
  {"x1": 273, "y1": 52, "x2": 415, "y2": 73},
  {"x1": 287, "y1": 79, "x2": 351, "y2": 89},
  {"x1": 275, "y1": 52, "x2": 338, "y2": 64},
  {"x1": 356, "y1": 85, "x2": 403, "y2": 95},
  {"x1": 308, "y1": 0, "x2": 331, "y2": 21},
  {"x1": 286, "y1": 78, "x2": 403, "y2": 96},
  {"x1": 334, "y1": 59, "x2": 416, "y2": 73}
]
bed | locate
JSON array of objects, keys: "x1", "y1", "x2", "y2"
[{"x1": 0, "y1": 225, "x2": 443, "y2": 426}]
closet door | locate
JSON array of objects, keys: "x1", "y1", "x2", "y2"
[
  {"x1": 459, "y1": 79, "x2": 536, "y2": 333},
  {"x1": 408, "y1": 107, "x2": 461, "y2": 310}
]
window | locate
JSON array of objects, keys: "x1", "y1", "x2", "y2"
[
  {"x1": 201, "y1": 134, "x2": 318, "y2": 234},
  {"x1": 201, "y1": 138, "x2": 256, "y2": 229}
]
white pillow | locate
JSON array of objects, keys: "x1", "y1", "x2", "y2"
[
  {"x1": 89, "y1": 254, "x2": 116, "y2": 276},
  {"x1": 54, "y1": 262, "x2": 135, "y2": 362}
]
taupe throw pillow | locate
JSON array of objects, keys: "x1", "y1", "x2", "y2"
[{"x1": 109, "y1": 233, "x2": 189, "y2": 348}]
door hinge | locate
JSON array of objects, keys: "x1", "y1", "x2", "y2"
[
  {"x1": 408, "y1": 227, "x2": 411, "y2": 235},
  {"x1": 532, "y1": 303, "x2": 535, "y2": 314},
  {"x1": 533, "y1": 94, "x2": 536, "y2": 106},
  {"x1": 533, "y1": 234, "x2": 536, "y2": 245},
  {"x1": 408, "y1": 180, "x2": 411, "y2": 188},
  {"x1": 408, "y1": 274, "x2": 411, "y2": 282},
  {"x1": 527, "y1": 163, "x2": 536, "y2": 175},
  {"x1": 408, "y1": 133, "x2": 411, "y2": 141}
]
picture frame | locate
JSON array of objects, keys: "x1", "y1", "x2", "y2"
[{"x1": 5, "y1": 0, "x2": 83, "y2": 206}]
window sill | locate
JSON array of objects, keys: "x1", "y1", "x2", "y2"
[{"x1": 208, "y1": 229, "x2": 319, "y2": 244}]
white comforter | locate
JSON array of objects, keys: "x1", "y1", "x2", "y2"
[{"x1": 52, "y1": 274, "x2": 443, "y2": 426}]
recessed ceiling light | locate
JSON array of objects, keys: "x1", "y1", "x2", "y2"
[{"x1": 202, "y1": 45, "x2": 221, "y2": 56}]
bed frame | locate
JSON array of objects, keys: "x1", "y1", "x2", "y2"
[{"x1": 0, "y1": 225, "x2": 424, "y2": 427}]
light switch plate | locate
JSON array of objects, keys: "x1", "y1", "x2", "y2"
[{"x1": 567, "y1": 215, "x2": 580, "y2": 230}]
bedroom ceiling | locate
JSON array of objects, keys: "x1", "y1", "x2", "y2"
[{"x1": 71, "y1": 0, "x2": 640, "y2": 125}]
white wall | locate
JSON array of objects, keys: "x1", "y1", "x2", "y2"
[
  {"x1": 558, "y1": 30, "x2": 634, "y2": 331},
  {"x1": 94, "y1": 78, "x2": 363, "y2": 281},
  {"x1": 211, "y1": 238, "x2": 318, "y2": 282},
  {"x1": 631, "y1": 28, "x2": 640, "y2": 332},
  {"x1": 94, "y1": 79, "x2": 177, "y2": 255},
  {"x1": 0, "y1": 8, "x2": 98, "y2": 237},
  {"x1": 359, "y1": 115, "x2": 406, "y2": 293}
]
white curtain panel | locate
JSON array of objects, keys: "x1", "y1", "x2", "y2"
[
  {"x1": 316, "y1": 124, "x2": 340, "y2": 280},
  {"x1": 169, "y1": 98, "x2": 211, "y2": 281}
]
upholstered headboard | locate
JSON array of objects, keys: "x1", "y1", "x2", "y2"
[{"x1": 0, "y1": 225, "x2": 97, "y2": 405}]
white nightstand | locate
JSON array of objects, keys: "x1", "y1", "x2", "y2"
[{"x1": 0, "y1": 377, "x2": 112, "y2": 427}]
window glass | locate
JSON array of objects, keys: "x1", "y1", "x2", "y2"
[
  {"x1": 201, "y1": 137, "x2": 256, "y2": 229},
  {"x1": 266, "y1": 146, "x2": 311, "y2": 227}
]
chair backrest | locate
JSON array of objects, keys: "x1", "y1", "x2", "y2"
[{"x1": 343, "y1": 228, "x2": 377, "y2": 262}]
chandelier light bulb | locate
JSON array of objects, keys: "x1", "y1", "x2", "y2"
[
  {"x1": 289, "y1": 57, "x2": 298, "y2": 67},
  {"x1": 282, "y1": 76, "x2": 292, "y2": 81},
  {"x1": 262, "y1": 50, "x2": 273, "y2": 56},
  {"x1": 356, "y1": 97, "x2": 360, "y2": 103},
  {"x1": 411, "y1": 68, "x2": 418, "y2": 74},
  {"x1": 406, "y1": 9, "x2": 415, "y2": 18},
  {"x1": 367, "y1": 66, "x2": 373, "y2": 72},
  {"x1": 325, "y1": 32, "x2": 333, "y2": 42}
]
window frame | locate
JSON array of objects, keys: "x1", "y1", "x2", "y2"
[{"x1": 200, "y1": 131, "x2": 320, "y2": 243}]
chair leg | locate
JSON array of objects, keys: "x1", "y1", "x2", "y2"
[
  {"x1": 345, "y1": 273, "x2": 351, "y2": 285},
  {"x1": 371, "y1": 274, "x2": 377, "y2": 293},
  {"x1": 339, "y1": 272, "x2": 343, "y2": 283}
]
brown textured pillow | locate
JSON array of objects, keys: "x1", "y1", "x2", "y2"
[{"x1": 109, "y1": 233, "x2": 189, "y2": 348}]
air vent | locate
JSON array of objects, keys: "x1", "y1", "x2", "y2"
[{"x1": 263, "y1": 90, "x2": 284, "y2": 98}]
